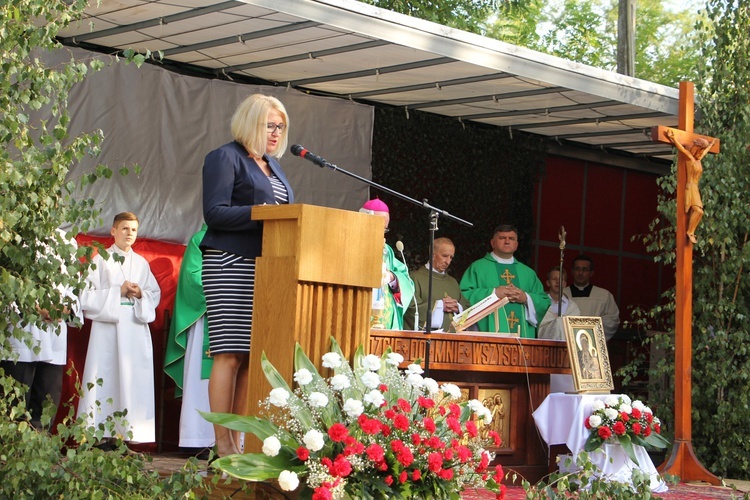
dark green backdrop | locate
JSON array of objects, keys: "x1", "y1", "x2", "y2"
[{"x1": 371, "y1": 107, "x2": 546, "y2": 280}]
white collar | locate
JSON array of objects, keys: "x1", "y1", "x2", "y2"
[{"x1": 490, "y1": 253, "x2": 515, "y2": 265}]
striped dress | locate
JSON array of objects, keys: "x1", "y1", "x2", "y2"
[{"x1": 203, "y1": 174, "x2": 289, "y2": 355}]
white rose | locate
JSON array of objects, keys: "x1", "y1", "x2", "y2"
[
  {"x1": 621, "y1": 395, "x2": 632, "y2": 405},
  {"x1": 406, "y1": 372, "x2": 424, "y2": 388},
  {"x1": 591, "y1": 400, "x2": 605, "y2": 411},
  {"x1": 322, "y1": 352, "x2": 342, "y2": 369},
  {"x1": 269, "y1": 388, "x2": 290, "y2": 407},
  {"x1": 262, "y1": 436, "x2": 281, "y2": 457},
  {"x1": 386, "y1": 352, "x2": 404, "y2": 366},
  {"x1": 632, "y1": 400, "x2": 646, "y2": 411},
  {"x1": 309, "y1": 392, "x2": 329, "y2": 407},
  {"x1": 360, "y1": 371, "x2": 381, "y2": 389},
  {"x1": 364, "y1": 389, "x2": 385, "y2": 407},
  {"x1": 330, "y1": 374, "x2": 351, "y2": 391},
  {"x1": 294, "y1": 368, "x2": 313, "y2": 386},
  {"x1": 362, "y1": 354, "x2": 382, "y2": 371},
  {"x1": 422, "y1": 377, "x2": 439, "y2": 395},
  {"x1": 441, "y1": 383, "x2": 462, "y2": 400},
  {"x1": 605, "y1": 395, "x2": 619, "y2": 407},
  {"x1": 406, "y1": 363, "x2": 424, "y2": 375},
  {"x1": 588, "y1": 415, "x2": 602, "y2": 428},
  {"x1": 468, "y1": 399, "x2": 485, "y2": 413},
  {"x1": 620, "y1": 404, "x2": 632, "y2": 414},
  {"x1": 604, "y1": 408, "x2": 619, "y2": 420},
  {"x1": 343, "y1": 398, "x2": 365, "y2": 418},
  {"x1": 278, "y1": 470, "x2": 300, "y2": 491},
  {"x1": 302, "y1": 429, "x2": 325, "y2": 452}
]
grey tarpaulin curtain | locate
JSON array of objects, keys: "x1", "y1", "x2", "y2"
[{"x1": 52, "y1": 47, "x2": 374, "y2": 244}]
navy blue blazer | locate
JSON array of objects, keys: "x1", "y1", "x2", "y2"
[{"x1": 200, "y1": 140, "x2": 295, "y2": 259}]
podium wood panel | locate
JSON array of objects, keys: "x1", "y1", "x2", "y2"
[{"x1": 246, "y1": 204, "x2": 383, "y2": 451}]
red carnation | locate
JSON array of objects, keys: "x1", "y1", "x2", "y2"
[
  {"x1": 466, "y1": 420, "x2": 478, "y2": 437},
  {"x1": 449, "y1": 403, "x2": 461, "y2": 418},
  {"x1": 643, "y1": 425, "x2": 652, "y2": 437},
  {"x1": 488, "y1": 430, "x2": 502, "y2": 447},
  {"x1": 328, "y1": 422, "x2": 349, "y2": 442},
  {"x1": 412, "y1": 433, "x2": 421, "y2": 446},
  {"x1": 447, "y1": 416, "x2": 462, "y2": 435},
  {"x1": 439, "y1": 468, "x2": 454, "y2": 480},
  {"x1": 379, "y1": 383, "x2": 388, "y2": 392},
  {"x1": 399, "y1": 471, "x2": 408, "y2": 484},
  {"x1": 423, "y1": 416, "x2": 436, "y2": 433},
  {"x1": 654, "y1": 423, "x2": 661, "y2": 434},
  {"x1": 493, "y1": 464, "x2": 504, "y2": 483},
  {"x1": 417, "y1": 395, "x2": 435, "y2": 409},
  {"x1": 397, "y1": 447, "x2": 414, "y2": 467},
  {"x1": 397, "y1": 398, "x2": 412, "y2": 412},
  {"x1": 632, "y1": 423, "x2": 642, "y2": 435},
  {"x1": 393, "y1": 413, "x2": 409, "y2": 431},
  {"x1": 312, "y1": 486, "x2": 333, "y2": 500},
  {"x1": 439, "y1": 406, "x2": 447, "y2": 416},
  {"x1": 497, "y1": 484, "x2": 507, "y2": 499},
  {"x1": 613, "y1": 421, "x2": 627, "y2": 436},
  {"x1": 332, "y1": 455, "x2": 352, "y2": 477},
  {"x1": 457, "y1": 445, "x2": 472, "y2": 463},
  {"x1": 620, "y1": 412, "x2": 630, "y2": 422},
  {"x1": 381, "y1": 423, "x2": 392, "y2": 436},
  {"x1": 385, "y1": 408, "x2": 396, "y2": 419},
  {"x1": 584, "y1": 418, "x2": 592, "y2": 429},
  {"x1": 366, "y1": 443, "x2": 385, "y2": 462},
  {"x1": 645, "y1": 412, "x2": 653, "y2": 424},
  {"x1": 297, "y1": 446, "x2": 310, "y2": 461},
  {"x1": 412, "y1": 469, "x2": 422, "y2": 481},
  {"x1": 428, "y1": 452, "x2": 443, "y2": 472},
  {"x1": 443, "y1": 447, "x2": 454, "y2": 460},
  {"x1": 631, "y1": 408, "x2": 642, "y2": 419},
  {"x1": 359, "y1": 416, "x2": 381, "y2": 435},
  {"x1": 598, "y1": 426, "x2": 613, "y2": 440},
  {"x1": 384, "y1": 475, "x2": 393, "y2": 486}
]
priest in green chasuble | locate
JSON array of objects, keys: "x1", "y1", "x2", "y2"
[
  {"x1": 361, "y1": 198, "x2": 415, "y2": 330},
  {"x1": 460, "y1": 224, "x2": 550, "y2": 338}
]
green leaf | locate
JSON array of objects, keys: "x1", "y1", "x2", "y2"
[
  {"x1": 617, "y1": 434, "x2": 640, "y2": 467},
  {"x1": 212, "y1": 449, "x2": 305, "y2": 481}
]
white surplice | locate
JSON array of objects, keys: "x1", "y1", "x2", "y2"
[
  {"x1": 179, "y1": 315, "x2": 213, "y2": 448},
  {"x1": 77, "y1": 245, "x2": 161, "y2": 443}
]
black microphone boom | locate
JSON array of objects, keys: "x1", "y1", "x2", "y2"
[{"x1": 291, "y1": 144, "x2": 329, "y2": 168}]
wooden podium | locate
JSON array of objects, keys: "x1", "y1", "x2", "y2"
[{"x1": 246, "y1": 204, "x2": 384, "y2": 423}]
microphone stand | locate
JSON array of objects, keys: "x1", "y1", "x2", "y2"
[
  {"x1": 303, "y1": 154, "x2": 473, "y2": 377},
  {"x1": 558, "y1": 226, "x2": 566, "y2": 317}
]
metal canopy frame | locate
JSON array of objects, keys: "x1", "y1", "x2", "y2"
[{"x1": 58, "y1": 0, "x2": 681, "y2": 169}]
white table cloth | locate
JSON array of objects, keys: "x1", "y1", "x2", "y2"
[{"x1": 532, "y1": 393, "x2": 668, "y2": 492}]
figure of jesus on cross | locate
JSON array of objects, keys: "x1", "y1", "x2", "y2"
[{"x1": 651, "y1": 81, "x2": 720, "y2": 484}]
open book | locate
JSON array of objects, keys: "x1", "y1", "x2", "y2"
[{"x1": 451, "y1": 293, "x2": 510, "y2": 332}]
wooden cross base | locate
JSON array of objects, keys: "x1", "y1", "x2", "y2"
[{"x1": 660, "y1": 440, "x2": 720, "y2": 485}]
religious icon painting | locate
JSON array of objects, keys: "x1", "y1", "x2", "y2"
[
  {"x1": 476, "y1": 388, "x2": 512, "y2": 452},
  {"x1": 562, "y1": 316, "x2": 614, "y2": 393}
]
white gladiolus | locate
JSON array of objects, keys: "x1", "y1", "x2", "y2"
[
  {"x1": 422, "y1": 377, "x2": 439, "y2": 395},
  {"x1": 588, "y1": 415, "x2": 602, "y2": 428},
  {"x1": 362, "y1": 354, "x2": 382, "y2": 371},
  {"x1": 330, "y1": 374, "x2": 351, "y2": 391},
  {"x1": 406, "y1": 363, "x2": 424, "y2": 375},
  {"x1": 322, "y1": 352, "x2": 342, "y2": 368},
  {"x1": 309, "y1": 392, "x2": 329, "y2": 407},
  {"x1": 343, "y1": 398, "x2": 365, "y2": 417},
  {"x1": 604, "y1": 408, "x2": 619, "y2": 420},
  {"x1": 294, "y1": 368, "x2": 313, "y2": 386},
  {"x1": 364, "y1": 389, "x2": 385, "y2": 407},
  {"x1": 303, "y1": 429, "x2": 325, "y2": 452},
  {"x1": 360, "y1": 371, "x2": 381, "y2": 389},
  {"x1": 386, "y1": 352, "x2": 404, "y2": 366},
  {"x1": 269, "y1": 388, "x2": 290, "y2": 407},
  {"x1": 262, "y1": 436, "x2": 281, "y2": 456},
  {"x1": 441, "y1": 383, "x2": 462, "y2": 399},
  {"x1": 278, "y1": 470, "x2": 300, "y2": 491},
  {"x1": 591, "y1": 400, "x2": 605, "y2": 411}
]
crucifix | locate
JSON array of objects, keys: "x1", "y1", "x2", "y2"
[{"x1": 651, "y1": 81, "x2": 720, "y2": 485}]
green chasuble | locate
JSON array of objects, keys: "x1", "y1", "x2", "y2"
[
  {"x1": 164, "y1": 225, "x2": 212, "y2": 397},
  {"x1": 381, "y1": 243, "x2": 415, "y2": 330},
  {"x1": 459, "y1": 254, "x2": 550, "y2": 338},
  {"x1": 404, "y1": 266, "x2": 469, "y2": 331}
]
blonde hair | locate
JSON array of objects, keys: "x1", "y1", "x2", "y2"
[{"x1": 230, "y1": 94, "x2": 289, "y2": 159}]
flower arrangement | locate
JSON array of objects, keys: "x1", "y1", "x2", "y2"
[
  {"x1": 203, "y1": 337, "x2": 507, "y2": 499},
  {"x1": 583, "y1": 395, "x2": 669, "y2": 466}
]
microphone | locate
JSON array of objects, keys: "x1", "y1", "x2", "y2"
[
  {"x1": 291, "y1": 144, "x2": 328, "y2": 168},
  {"x1": 396, "y1": 241, "x2": 419, "y2": 331}
]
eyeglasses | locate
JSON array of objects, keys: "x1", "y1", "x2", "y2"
[
  {"x1": 266, "y1": 123, "x2": 286, "y2": 133},
  {"x1": 384, "y1": 228, "x2": 390, "y2": 234}
]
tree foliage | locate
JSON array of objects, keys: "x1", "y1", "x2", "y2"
[
  {"x1": 361, "y1": 0, "x2": 501, "y2": 34},
  {"x1": 625, "y1": 0, "x2": 750, "y2": 481}
]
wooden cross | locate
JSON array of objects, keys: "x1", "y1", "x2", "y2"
[
  {"x1": 651, "y1": 81, "x2": 720, "y2": 485},
  {"x1": 500, "y1": 269, "x2": 516, "y2": 285}
]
